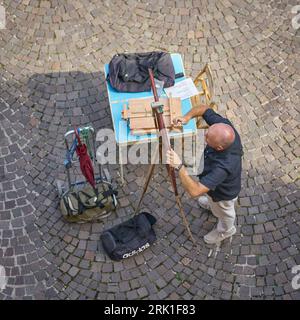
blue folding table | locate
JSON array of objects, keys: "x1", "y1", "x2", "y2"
[{"x1": 104, "y1": 53, "x2": 197, "y2": 183}]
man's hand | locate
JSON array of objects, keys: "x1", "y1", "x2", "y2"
[
  {"x1": 166, "y1": 149, "x2": 182, "y2": 169},
  {"x1": 173, "y1": 116, "x2": 189, "y2": 126}
]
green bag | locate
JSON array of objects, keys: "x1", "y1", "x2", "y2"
[{"x1": 60, "y1": 184, "x2": 117, "y2": 223}]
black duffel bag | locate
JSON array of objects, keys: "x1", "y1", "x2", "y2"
[
  {"x1": 107, "y1": 51, "x2": 175, "y2": 92},
  {"x1": 100, "y1": 212, "x2": 157, "y2": 261}
]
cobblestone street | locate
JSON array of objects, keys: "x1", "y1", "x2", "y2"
[{"x1": 0, "y1": 0, "x2": 299, "y2": 300}]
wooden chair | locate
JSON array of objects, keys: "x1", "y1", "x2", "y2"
[{"x1": 190, "y1": 64, "x2": 217, "y2": 129}]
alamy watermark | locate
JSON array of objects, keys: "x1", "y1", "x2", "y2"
[
  {"x1": 0, "y1": 4, "x2": 5, "y2": 29},
  {"x1": 94, "y1": 127, "x2": 204, "y2": 175},
  {"x1": 291, "y1": 265, "x2": 300, "y2": 290},
  {"x1": 0, "y1": 265, "x2": 7, "y2": 291},
  {"x1": 292, "y1": 5, "x2": 300, "y2": 30}
]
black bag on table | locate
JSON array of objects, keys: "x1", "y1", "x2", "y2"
[
  {"x1": 107, "y1": 51, "x2": 175, "y2": 92},
  {"x1": 100, "y1": 212, "x2": 157, "y2": 261}
]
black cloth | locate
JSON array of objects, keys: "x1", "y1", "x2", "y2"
[
  {"x1": 108, "y1": 52, "x2": 175, "y2": 92},
  {"x1": 198, "y1": 109, "x2": 243, "y2": 202},
  {"x1": 100, "y1": 212, "x2": 157, "y2": 261}
]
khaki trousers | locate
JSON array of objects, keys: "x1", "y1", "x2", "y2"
[{"x1": 207, "y1": 196, "x2": 238, "y2": 233}]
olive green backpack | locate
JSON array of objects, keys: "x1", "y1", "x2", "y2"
[{"x1": 60, "y1": 184, "x2": 117, "y2": 223}]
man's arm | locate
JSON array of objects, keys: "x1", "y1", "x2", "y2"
[
  {"x1": 173, "y1": 104, "x2": 210, "y2": 125},
  {"x1": 184, "y1": 104, "x2": 210, "y2": 121},
  {"x1": 178, "y1": 166, "x2": 209, "y2": 198},
  {"x1": 166, "y1": 149, "x2": 209, "y2": 198}
]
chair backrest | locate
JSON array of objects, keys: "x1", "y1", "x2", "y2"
[{"x1": 190, "y1": 64, "x2": 216, "y2": 129}]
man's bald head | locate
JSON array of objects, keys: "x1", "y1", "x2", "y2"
[{"x1": 205, "y1": 123, "x2": 235, "y2": 151}]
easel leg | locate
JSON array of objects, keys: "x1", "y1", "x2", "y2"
[
  {"x1": 134, "y1": 144, "x2": 160, "y2": 214},
  {"x1": 119, "y1": 144, "x2": 125, "y2": 185},
  {"x1": 192, "y1": 132, "x2": 196, "y2": 175}
]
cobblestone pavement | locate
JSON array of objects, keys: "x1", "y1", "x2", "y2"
[{"x1": 0, "y1": 0, "x2": 299, "y2": 300}]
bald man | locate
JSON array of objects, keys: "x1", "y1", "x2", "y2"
[{"x1": 166, "y1": 104, "x2": 243, "y2": 244}]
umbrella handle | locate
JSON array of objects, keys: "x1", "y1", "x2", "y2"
[{"x1": 74, "y1": 127, "x2": 82, "y2": 145}]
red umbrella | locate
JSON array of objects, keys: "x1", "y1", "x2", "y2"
[{"x1": 74, "y1": 128, "x2": 96, "y2": 189}]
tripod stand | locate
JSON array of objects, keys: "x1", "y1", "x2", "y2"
[{"x1": 134, "y1": 69, "x2": 196, "y2": 245}]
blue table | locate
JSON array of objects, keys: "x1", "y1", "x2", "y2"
[{"x1": 104, "y1": 53, "x2": 197, "y2": 183}]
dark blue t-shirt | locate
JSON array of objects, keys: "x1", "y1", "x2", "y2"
[{"x1": 198, "y1": 109, "x2": 243, "y2": 202}]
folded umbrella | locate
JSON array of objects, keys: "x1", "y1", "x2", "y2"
[{"x1": 74, "y1": 128, "x2": 95, "y2": 189}]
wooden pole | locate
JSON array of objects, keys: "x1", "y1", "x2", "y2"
[{"x1": 148, "y1": 68, "x2": 196, "y2": 245}]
